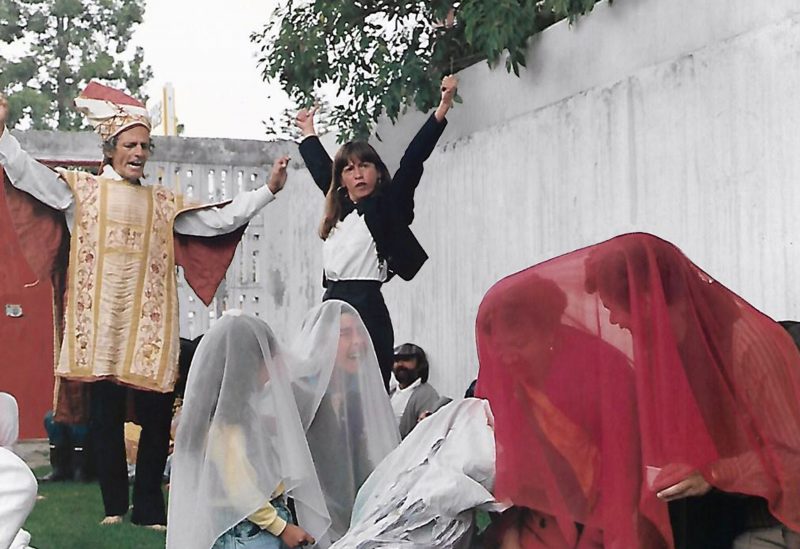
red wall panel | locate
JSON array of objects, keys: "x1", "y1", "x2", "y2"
[{"x1": 0, "y1": 171, "x2": 56, "y2": 439}]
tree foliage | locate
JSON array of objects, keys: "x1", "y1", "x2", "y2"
[
  {"x1": 252, "y1": 0, "x2": 605, "y2": 141},
  {"x1": 262, "y1": 97, "x2": 337, "y2": 142},
  {"x1": 0, "y1": 0, "x2": 152, "y2": 130}
]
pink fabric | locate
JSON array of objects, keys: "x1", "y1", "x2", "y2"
[{"x1": 477, "y1": 232, "x2": 800, "y2": 548}]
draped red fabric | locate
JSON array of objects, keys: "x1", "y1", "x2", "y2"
[
  {"x1": 476, "y1": 232, "x2": 800, "y2": 548},
  {"x1": 1, "y1": 174, "x2": 65, "y2": 436},
  {"x1": 173, "y1": 226, "x2": 246, "y2": 306}
]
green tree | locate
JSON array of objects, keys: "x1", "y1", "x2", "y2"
[
  {"x1": 262, "y1": 96, "x2": 337, "y2": 142},
  {"x1": 252, "y1": 0, "x2": 605, "y2": 142},
  {"x1": 0, "y1": 0, "x2": 152, "y2": 131}
]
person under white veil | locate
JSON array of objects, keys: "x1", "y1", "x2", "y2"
[
  {"x1": 332, "y1": 398, "x2": 505, "y2": 548},
  {"x1": 290, "y1": 300, "x2": 400, "y2": 541},
  {"x1": 0, "y1": 393, "x2": 37, "y2": 549},
  {"x1": 167, "y1": 311, "x2": 331, "y2": 549}
]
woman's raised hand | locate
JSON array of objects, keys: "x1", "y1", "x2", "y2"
[
  {"x1": 435, "y1": 75, "x2": 459, "y2": 122},
  {"x1": 440, "y1": 75, "x2": 458, "y2": 107},
  {"x1": 295, "y1": 105, "x2": 319, "y2": 137}
]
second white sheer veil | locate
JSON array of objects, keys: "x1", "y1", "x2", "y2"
[{"x1": 289, "y1": 300, "x2": 400, "y2": 540}]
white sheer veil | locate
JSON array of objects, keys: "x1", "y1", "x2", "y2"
[
  {"x1": 0, "y1": 393, "x2": 19, "y2": 448},
  {"x1": 167, "y1": 312, "x2": 331, "y2": 549},
  {"x1": 289, "y1": 300, "x2": 400, "y2": 540}
]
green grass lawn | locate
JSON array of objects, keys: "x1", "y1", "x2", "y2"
[
  {"x1": 23, "y1": 469, "x2": 494, "y2": 548},
  {"x1": 24, "y1": 468, "x2": 166, "y2": 549}
]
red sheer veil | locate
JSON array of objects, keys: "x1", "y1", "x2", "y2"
[{"x1": 476, "y1": 232, "x2": 800, "y2": 548}]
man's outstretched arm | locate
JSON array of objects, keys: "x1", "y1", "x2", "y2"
[
  {"x1": 173, "y1": 155, "x2": 290, "y2": 236},
  {"x1": 0, "y1": 95, "x2": 73, "y2": 211}
]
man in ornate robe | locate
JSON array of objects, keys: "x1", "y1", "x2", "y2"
[{"x1": 0, "y1": 82, "x2": 290, "y2": 528}]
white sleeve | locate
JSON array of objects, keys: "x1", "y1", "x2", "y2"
[
  {"x1": 173, "y1": 185, "x2": 276, "y2": 237},
  {"x1": 0, "y1": 127, "x2": 73, "y2": 211}
]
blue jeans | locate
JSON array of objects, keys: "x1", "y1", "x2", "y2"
[
  {"x1": 212, "y1": 498, "x2": 292, "y2": 549},
  {"x1": 44, "y1": 410, "x2": 88, "y2": 446}
]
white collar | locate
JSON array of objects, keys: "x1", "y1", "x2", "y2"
[
  {"x1": 101, "y1": 164, "x2": 124, "y2": 180},
  {"x1": 101, "y1": 164, "x2": 141, "y2": 184}
]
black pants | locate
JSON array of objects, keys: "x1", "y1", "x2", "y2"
[
  {"x1": 90, "y1": 381, "x2": 174, "y2": 525},
  {"x1": 323, "y1": 280, "x2": 393, "y2": 391},
  {"x1": 669, "y1": 491, "x2": 749, "y2": 549}
]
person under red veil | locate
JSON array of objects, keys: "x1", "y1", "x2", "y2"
[{"x1": 476, "y1": 232, "x2": 800, "y2": 548}]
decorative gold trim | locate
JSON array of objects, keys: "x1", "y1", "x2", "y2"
[
  {"x1": 122, "y1": 181, "x2": 153, "y2": 381},
  {"x1": 92, "y1": 178, "x2": 108, "y2": 366}
]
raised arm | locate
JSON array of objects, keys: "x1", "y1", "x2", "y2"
[
  {"x1": 0, "y1": 94, "x2": 73, "y2": 211},
  {"x1": 390, "y1": 75, "x2": 458, "y2": 223},
  {"x1": 295, "y1": 106, "x2": 333, "y2": 194},
  {"x1": 174, "y1": 156, "x2": 289, "y2": 237}
]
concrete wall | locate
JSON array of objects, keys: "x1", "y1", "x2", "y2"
[{"x1": 362, "y1": 0, "x2": 800, "y2": 397}]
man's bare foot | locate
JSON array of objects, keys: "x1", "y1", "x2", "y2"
[
  {"x1": 141, "y1": 524, "x2": 167, "y2": 532},
  {"x1": 100, "y1": 515, "x2": 123, "y2": 525}
]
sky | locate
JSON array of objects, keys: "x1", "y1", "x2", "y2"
[{"x1": 134, "y1": 0, "x2": 293, "y2": 140}]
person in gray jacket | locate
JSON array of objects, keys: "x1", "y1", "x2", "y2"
[{"x1": 389, "y1": 343, "x2": 443, "y2": 439}]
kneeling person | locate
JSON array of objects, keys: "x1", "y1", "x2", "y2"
[{"x1": 167, "y1": 311, "x2": 330, "y2": 549}]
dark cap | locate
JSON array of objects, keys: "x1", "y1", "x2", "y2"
[
  {"x1": 393, "y1": 342, "x2": 429, "y2": 383},
  {"x1": 393, "y1": 342, "x2": 426, "y2": 359}
]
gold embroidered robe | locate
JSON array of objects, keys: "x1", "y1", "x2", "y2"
[{"x1": 56, "y1": 170, "x2": 186, "y2": 392}]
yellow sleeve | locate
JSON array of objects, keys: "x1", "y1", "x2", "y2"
[
  {"x1": 250, "y1": 481, "x2": 287, "y2": 535},
  {"x1": 210, "y1": 426, "x2": 289, "y2": 536},
  {"x1": 248, "y1": 502, "x2": 287, "y2": 536}
]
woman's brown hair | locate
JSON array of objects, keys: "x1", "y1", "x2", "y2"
[{"x1": 319, "y1": 141, "x2": 392, "y2": 239}]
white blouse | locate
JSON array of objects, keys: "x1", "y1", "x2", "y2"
[{"x1": 323, "y1": 210, "x2": 388, "y2": 282}]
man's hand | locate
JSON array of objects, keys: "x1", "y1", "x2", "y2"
[
  {"x1": 295, "y1": 106, "x2": 318, "y2": 138},
  {"x1": 267, "y1": 155, "x2": 290, "y2": 194},
  {"x1": 656, "y1": 471, "x2": 712, "y2": 501},
  {"x1": 279, "y1": 523, "x2": 315, "y2": 548},
  {"x1": 435, "y1": 75, "x2": 459, "y2": 122},
  {"x1": 0, "y1": 93, "x2": 8, "y2": 134}
]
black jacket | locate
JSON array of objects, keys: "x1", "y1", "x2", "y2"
[{"x1": 298, "y1": 114, "x2": 447, "y2": 282}]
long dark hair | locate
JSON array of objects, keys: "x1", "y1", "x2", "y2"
[{"x1": 319, "y1": 141, "x2": 392, "y2": 239}]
